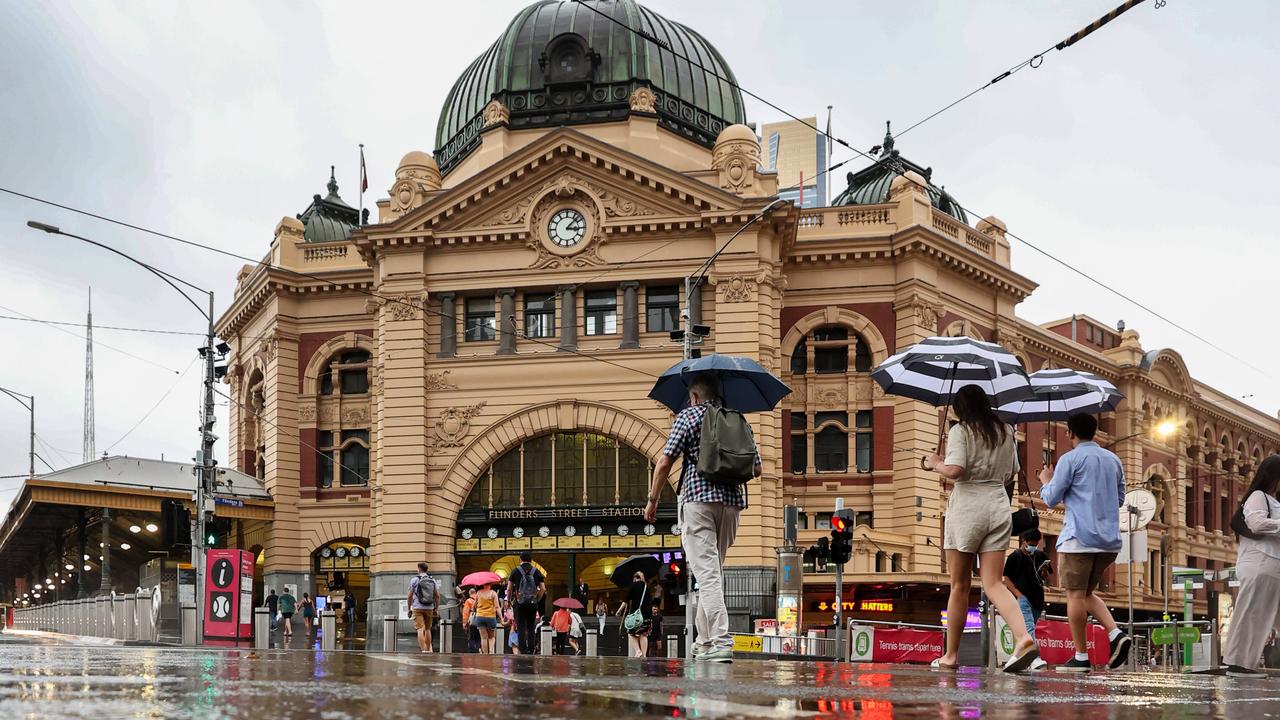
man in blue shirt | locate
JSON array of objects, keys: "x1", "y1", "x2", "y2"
[{"x1": 1038, "y1": 413, "x2": 1132, "y2": 673}]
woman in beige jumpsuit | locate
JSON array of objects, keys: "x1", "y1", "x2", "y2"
[{"x1": 1223, "y1": 455, "x2": 1280, "y2": 678}]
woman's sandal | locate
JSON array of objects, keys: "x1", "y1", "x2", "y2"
[{"x1": 931, "y1": 658, "x2": 959, "y2": 670}]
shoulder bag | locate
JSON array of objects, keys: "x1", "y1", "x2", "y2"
[{"x1": 623, "y1": 584, "x2": 647, "y2": 631}]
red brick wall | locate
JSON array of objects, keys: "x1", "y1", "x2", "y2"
[
  {"x1": 779, "y1": 302, "x2": 896, "y2": 352},
  {"x1": 297, "y1": 329, "x2": 373, "y2": 392}
]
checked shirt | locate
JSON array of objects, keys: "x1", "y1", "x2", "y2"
[{"x1": 661, "y1": 402, "x2": 759, "y2": 509}]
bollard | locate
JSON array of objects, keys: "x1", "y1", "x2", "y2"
[
  {"x1": 180, "y1": 603, "x2": 198, "y2": 645},
  {"x1": 124, "y1": 594, "x2": 137, "y2": 641},
  {"x1": 113, "y1": 594, "x2": 126, "y2": 640},
  {"x1": 320, "y1": 610, "x2": 337, "y2": 650},
  {"x1": 93, "y1": 597, "x2": 104, "y2": 637},
  {"x1": 136, "y1": 594, "x2": 154, "y2": 643},
  {"x1": 440, "y1": 619, "x2": 454, "y2": 654},
  {"x1": 254, "y1": 607, "x2": 270, "y2": 650},
  {"x1": 541, "y1": 625, "x2": 554, "y2": 656},
  {"x1": 667, "y1": 634, "x2": 679, "y2": 658},
  {"x1": 382, "y1": 615, "x2": 397, "y2": 652},
  {"x1": 495, "y1": 626, "x2": 506, "y2": 654},
  {"x1": 585, "y1": 628, "x2": 598, "y2": 657}
]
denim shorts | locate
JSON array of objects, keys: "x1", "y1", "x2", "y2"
[{"x1": 474, "y1": 616, "x2": 497, "y2": 629}]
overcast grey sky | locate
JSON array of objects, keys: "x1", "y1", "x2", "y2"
[{"x1": 1, "y1": 0, "x2": 1276, "y2": 515}]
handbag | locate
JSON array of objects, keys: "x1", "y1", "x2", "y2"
[
  {"x1": 623, "y1": 585, "x2": 647, "y2": 631},
  {"x1": 1231, "y1": 491, "x2": 1270, "y2": 541}
]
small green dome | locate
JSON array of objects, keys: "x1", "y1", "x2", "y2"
[
  {"x1": 435, "y1": 0, "x2": 747, "y2": 175},
  {"x1": 834, "y1": 123, "x2": 967, "y2": 223},
  {"x1": 297, "y1": 168, "x2": 360, "y2": 244}
]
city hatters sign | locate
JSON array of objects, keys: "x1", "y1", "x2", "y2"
[{"x1": 488, "y1": 506, "x2": 645, "y2": 520}]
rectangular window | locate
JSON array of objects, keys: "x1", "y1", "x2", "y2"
[
  {"x1": 584, "y1": 289, "x2": 617, "y2": 335},
  {"x1": 645, "y1": 286, "x2": 680, "y2": 333},
  {"x1": 855, "y1": 510, "x2": 873, "y2": 528},
  {"x1": 815, "y1": 412, "x2": 848, "y2": 472},
  {"x1": 554, "y1": 433, "x2": 584, "y2": 505},
  {"x1": 813, "y1": 327, "x2": 849, "y2": 374},
  {"x1": 340, "y1": 368, "x2": 368, "y2": 395},
  {"x1": 1222, "y1": 497, "x2": 1231, "y2": 537},
  {"x1": 464, "y1": 297, "x2": 496, "y2": 342},
  {"x1": 815, "y1": 513, "x2": 832, "y2": 530},
  {"x1": 1203, "y1": 491, "x2": 1213, "y2": 530},
  {"x1": 585, "y1": 435, "x2": 617, "y2": 505},
  {"x1": 854, "y1": 410, "x2": 873, "y2": 473},
  {"x1": 1185, "y1": 485, "x2": 1194, "y2": 527},
  {"x1": 524, "y1": 293, "x2": 556, "y2": 339},
  {"x1": 790, "y1": 340, "x2": 808, "y2": 375},
  {"x1": 339, "y1": 430, "x2": 369, "y2": 486},
  {"x1": 790, "y1": 413, "x2": 807, "y2": 474},
  {"x1": 523, "y1": 435, "x2": 553, "y2": 507},
  {"x1": 317, "y1": 431, "x2": 334, "y2": 488}
]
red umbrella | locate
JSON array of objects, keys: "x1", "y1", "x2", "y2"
[
  {"x1": 552, "y1": 597, "x2": 584, "y2": 610},
  {"x1": 460, "y1": 571, "x2": 502, "y2": 588}
]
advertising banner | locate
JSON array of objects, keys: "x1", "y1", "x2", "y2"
[
  {"x1": 995, "y1": 616, "x2": 1108, "y2": 665},
  {"x1": 203, "y1": 548, "x2": 253, "y2": 640},
  {"x1": 869, "y1": 627, "x2": 945, "y2": 664}
]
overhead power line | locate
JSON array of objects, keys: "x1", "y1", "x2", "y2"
[
  {"x1": 0, "y1": 312, "x2": 203, "y2": 336},
  {"x1": 571, "y1": 0, "x2": 1266, "y2": 379},
  {"x1": 0, "y1": 303, "x2": 182, "y2": 373},
  {"x1": 103, "y1": 357, "x2": 200, "y2": 453}
]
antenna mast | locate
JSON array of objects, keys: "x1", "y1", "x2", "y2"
[{"x1": 83, "y1": 288, "x2": 96, "y2": 462}]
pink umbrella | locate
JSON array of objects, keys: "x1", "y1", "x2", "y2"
[
  {"x1": 553, "y1": 597, "x2": 584, "y2": 610},
  {"x1": 460, "y1": 571, "x2": 502, "y2": 587}
]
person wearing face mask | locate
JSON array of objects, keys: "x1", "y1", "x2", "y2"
[{"x1": 1003, "y1": 529, "x2": 1053, "y2": 669}]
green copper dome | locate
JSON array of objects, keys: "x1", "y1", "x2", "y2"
[
  {"x1": 435, "y1": 0, "x2": 747, "y2": 175},
  {"x1": 834, "y1": 123, "x2": 967, "y2": 224},
  {"x1": 297, "y1": 168, "x2": 360, "y2": 244}
]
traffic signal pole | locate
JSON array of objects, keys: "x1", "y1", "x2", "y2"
[
  {"x1": 192, "y1": 290, "x2": 217, "y2": 645},
  {"x1": 834, "y1": 560, "x2": 844, "y2": 659}
]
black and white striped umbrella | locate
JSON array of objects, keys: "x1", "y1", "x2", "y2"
[
  {"x1": 995, "y1": 368, "x2": 1124, "y2": 423},
  {"x1": 871, "y1": 336, "x2": 1034, "y2": 408}
]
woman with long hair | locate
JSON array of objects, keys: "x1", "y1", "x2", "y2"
[
  {"x1": 472, "y1": 583, "x2": 500, "y2": 654},
  {"x1": 1222, "y1": 455, "x2": 1280, "y2": 678},
  {"x1": 925, "y1": 384, "x2": 1039, "y2": 672},
  {"x1": 616, "y1": 571, "x2": 653, "y2": 658}
]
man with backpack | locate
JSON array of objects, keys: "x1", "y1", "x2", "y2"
[
  {"x1": 407, "y1": 561, "x2": 440, "y2": 653},
  {"x1": 506, "y1": 551, "x2": 545, "y2": 654},
  {"x1": 644, "y1": 372, "x2": 760, "y2": 663}
]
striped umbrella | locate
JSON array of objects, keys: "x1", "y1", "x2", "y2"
[
  {"x1": 871, "y1": 336, "x2": 1034, "y2": 408},
  {"x1": 995, "y1": 368, "x2": 1124, "y2": 423}
]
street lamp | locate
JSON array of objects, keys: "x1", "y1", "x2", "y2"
[
  {"x1": 1107, "y1": 419, "x2": 1179, "y2": 449},
  {"x1": 0, "y1": 385, "x2": 35, "y2": 477},
  {"x1": 27, "y1": 220, "x2": 224, "y2": 645}
]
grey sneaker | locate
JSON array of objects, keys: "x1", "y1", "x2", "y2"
[{"x1": 699, "y1": 648, "x2": 733, "y2": 663}]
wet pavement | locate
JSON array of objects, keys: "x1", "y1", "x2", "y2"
[{"x1": 1, "y1": 633, "x2": 1278, "y2": 719}]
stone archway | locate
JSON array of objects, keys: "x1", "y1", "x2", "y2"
[
  {"x1": 301, "y1": 332, "x2": 376, "y2": 396},
  {"x1": 438, "y1": 400, "x2": 671, "y2": 532},
  {"x1": 780, "y1": 306, "x2": 891, "y2": 370}
]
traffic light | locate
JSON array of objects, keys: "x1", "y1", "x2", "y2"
[
  {"x1": 662, "y1": 558, "x2": 689, "y2": 596},
  {"x1": 205, "y1": 517, "x2": 232, "y2": 548},
  {"x1": 830, "y1": 511, "x2": 854, "y2": 566},
  {"x1": 161, "y1": 499, "x2": 191, "y2": 548},
  {"x1": 810, "y1": 536, "x2": 830, "y2": 571}
]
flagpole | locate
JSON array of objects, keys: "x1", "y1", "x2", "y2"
[
  {"x1": 825, "y1": 106, "x2": 832, "y2": 205},
  {"x1": 358, "y1": 143, "x2": 365, "y2": 226}
]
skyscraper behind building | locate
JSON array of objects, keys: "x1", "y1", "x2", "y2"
[{"x1": 762, "y1": 116, "x2": 827, "y2": 207}]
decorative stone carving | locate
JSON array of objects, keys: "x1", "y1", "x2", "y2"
[
  {"x1": 388, "y1": 151, "x2": 442, "y2": 217},
  {"x1": 582, "y1": 178, "x2": 655, "y2": 218},
  {"x1": 385, "y1": 292, "x2": 426, "y2": 322},
  {"x1": 426, "y1": 370, "x2": 458, "y2": 391},
  {"x1": 712, "y1": 124, "x2": 761, "y2": 195},
  {"x1": 482, "y1": 99, "x2": 510, "y2": 126},
  {"x1": 299, "y1": 404, "x2": 317, "y2": 422},
  {"x1": 716, "y1": 275, "x2": 757, "y2": 303},
  {"x1": 871, "y1": 383, "x2": 886, "y2": 400},
  {"x1": 818, "y1": 387, "x2": 847, "y2": 408},
  {"x1": 481, "y1": 189, "x2": 540, "y2": 228},
  {"x1": 899, "y1": 293, "x2": 943, "y2": 329},
  {"x1": 629, "y1": 86, "x2": 656, "y2": 113},
  {"x1": 344, "y1": 407, "x2": 369, "y2": 425},
  {"x1": 433, "y1": 402, "x2": 487, "y2": 449},
  {"x1": 527, "y1": 189, "x2": 606, "y2": 270}
]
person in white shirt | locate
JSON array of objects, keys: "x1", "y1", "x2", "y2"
[{"x1": 1222, "y1": 455, "x2": 1280, "y2": 678}]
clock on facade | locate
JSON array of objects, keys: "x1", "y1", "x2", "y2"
[
  {"x1": 512, "y1": 527, "x2": 525, "y2": 539},
  {"x1": 320, "y1": 547, "x2": 333, "y2": 558},
  {"x1": 564, "y1": 526, "x2": 577, "y2": 537},
  {"x1": 671, "y1": 524, "x2": 681, "y2": 536},
  {"x1": 350, "y1": 547, "x2": 362, "y2": 557},
  {"x1": 590, "y1": 524, "x2": 603, "y2": 537},
  {"x1": 487, "y1": 527, "x2": 499, "y2": 539},
  {"x1": 643, "y1": 524, "x2": 656, "y2": 536},
  {"x1": 547, "y1": 208, "x2": 586, "y2": 247},
  {"x1": 335, "y1": 547, "x2": 348, "y2": 559},
  {"x1": 461, "y1": 528, "x2": 473, "y2": 540},
  {"x1": 617, "y1": 525, "x2": 629, "y2": 536},
  {"x1": 538, "y1": 526, "x2": 550, "y2": 538}
]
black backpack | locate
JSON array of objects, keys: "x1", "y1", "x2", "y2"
[
  {"x1": 414, "y1": 574, "x2": 437, "y2": 608},
  {"x1": 515, "y1": 563, "x2": 539, "y2": 605}
]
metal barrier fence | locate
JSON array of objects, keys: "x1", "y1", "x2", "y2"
[{"x1": 10, "y1": 591, "x2": 157, "y2": 643}]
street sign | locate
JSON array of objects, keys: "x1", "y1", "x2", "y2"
[
  {"x1": 1151, "y1": 626, "x2": 1201, "y2": 645},
  {"x1": 733, "y1": 634, "x2": 763, "y2": 653},
  {"x1": 1170, "y1": 582, "x2": 1204, "y2": 591}
]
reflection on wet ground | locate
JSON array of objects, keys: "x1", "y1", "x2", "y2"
[{"x1": 1, "y1": 633, "x2": 1278, "y2": 719}]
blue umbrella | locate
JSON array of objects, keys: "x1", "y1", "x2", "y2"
[{"x1": 649, "y1": 354, "x2": 791, "y2": 413}]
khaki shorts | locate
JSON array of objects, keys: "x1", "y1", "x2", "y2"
[
  {"x1": 1059, "y1": 552, "x2": 1117, "y2": 593},
  {"x1": 412, "y1": 609, "x2": 434, "y2": 631}
]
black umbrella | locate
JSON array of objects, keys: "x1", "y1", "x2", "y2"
[{"x1": 610, "y1": 555, "x2": 661, "y2": 588}]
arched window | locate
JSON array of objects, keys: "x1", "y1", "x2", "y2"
[
  {"x1": 319, "y1": 350, "x2": 371, "y2": 395},
  {"x1": 790, "y1": 325, "x2": 872, "y2": 376},
  {"x1": 465, "y1": 432, "x2": 673, "y2": 508},
  {"x1": 318, "y1": 430, "x2": 369, "y2": 488}
]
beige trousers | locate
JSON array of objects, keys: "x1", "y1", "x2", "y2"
[
  {"x1": 1223, "y1": 548, "x2": 1280, "y2": 669},
  {"x1": 682, "y1": 501, "x2": 741, "y2": 651}
]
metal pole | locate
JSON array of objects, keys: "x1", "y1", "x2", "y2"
[
  {"x1": 1126, "y1": 509, "x2": 1136, "y2": 670},
  {"x1": 28, "y1": 394, "x2": 34, "y2": 477},
  {"x1": 194, "y1": 291, "x2": 216, "y2": 646},
  {"x1": 834, "y1": 562, "x2": 844, "y2": 660},
  {"x1": 681, "y1": 275, "x2": 695, "y2": 661}
]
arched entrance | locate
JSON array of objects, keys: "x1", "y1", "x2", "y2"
[
  {"x1": 312, "y1": 537, "x2": 370, "y2": 636},
  {"x1": 455, "y1": 431, "x2": 679, "y2": 618}
]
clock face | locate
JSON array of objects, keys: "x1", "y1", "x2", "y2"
[
  {"x1": 547, "y1": 208, "x2": 586, "y2": 247},
  {"x1": 461, "y1": 528, "x2": 473, "y2": 540},
  {"x1": 538, "y1": 526, "x2": 551, "y2": 538},
  {"x1": 350, "y1": 547, "x2": 362, "y2": 557},
  {"x1": 671, "y1": 524, "x2": 681, "y2": 536},
  {"x1": 487, "y1": 527, "x2": 499, "y2": 539},
  {"x1": 644, "y1": 524, "x2": 656, "y2": 536},
  {"x1": 564, "y1": 526, "x2": 577, "y2": 537},
  {"x1": 321, "y1": 547, "x2": 333, "y2": 558},
  {"x1": 513, "y1": 527, "x2": 525, "y2": 539},
  {"x1": 617, "y1": 525, "x2": 629, "y2": 537},
  {"x1": 590, "y1": 524, "x2": 603, "y2": 537},
  {"x1": 336, "y1": 547, "x2": 348, "y2": 559}
]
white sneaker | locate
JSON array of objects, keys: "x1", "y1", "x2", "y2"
[{"x1": 1030, "y1": 657, "x2": 1048, "y2": 671}]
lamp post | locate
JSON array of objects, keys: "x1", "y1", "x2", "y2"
[
  {"x1": 1106, "y1": 419, "x2": 1179, "y2": 450},
  {"x1": 27, "y1": 220, "x2": 223, "y2": 644},
  {"x1": 0, "y1": 386, "x2": 34, "y2": 478}
]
